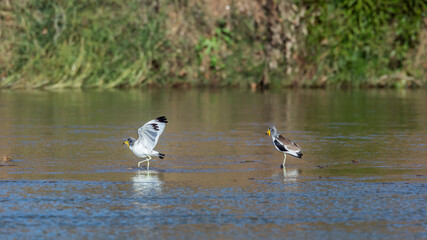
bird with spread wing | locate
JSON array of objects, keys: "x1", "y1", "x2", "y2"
[{"x1": 123, "y1": 116, "x2": 167, "y2": 169}]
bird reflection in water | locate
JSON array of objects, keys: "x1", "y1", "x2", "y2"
[
  {"x1": 281, "y1": 166, "x2": 300, "y2": 181},
  {"x1": 131, "y1": 170, "x2": 163, "y2": 196}
]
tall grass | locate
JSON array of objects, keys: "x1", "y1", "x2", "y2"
[
  {"x1": 1, "y1": 0, "x2": 167, "y2": 88},
  {"x1": 303, "y1": 0, "x2": 426, "y2": 88},
  {"x1": 0, "y1": 0, "x2": 426, "y2": 89}
]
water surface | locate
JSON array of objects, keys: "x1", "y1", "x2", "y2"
[{"x1": 0, "y1": 89, "x2": 426, "y2": 239}]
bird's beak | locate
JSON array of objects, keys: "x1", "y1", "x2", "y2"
[
  {"x1": 266, "y1": 129, "x2": 271, "y2": 136},
  {"x1": 123, "y1": 141, "x2": 129, "y2": 147}
]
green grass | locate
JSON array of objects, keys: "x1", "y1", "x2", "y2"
[{"x1": 0, "y1": 0, "x2": 425, "y2": 89}]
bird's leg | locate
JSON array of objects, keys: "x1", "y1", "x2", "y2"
[
  {"x1": 145, "y1": 156, "x2": 152, "y2": 170},
  {"x1": 280, "y1": 153, "x2": 287, "y2": 169},
  {"x1": 147, "y1": 156, "x2": 151, "y2": 169},
  {"x1": 137, "y1": 156, "x2": 152, "y2": 169}
]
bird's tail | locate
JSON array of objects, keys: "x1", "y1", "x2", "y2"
[
  {"x1": 158, "y1": 153, "x2": 165, "y2": 159},
  {"x1": 297, "y1": 152, "x2": 303, "y2": 158}
]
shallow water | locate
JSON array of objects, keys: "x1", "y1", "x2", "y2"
[{"x1": 0, "y1": 89, "x2": 426, "y2": 239}]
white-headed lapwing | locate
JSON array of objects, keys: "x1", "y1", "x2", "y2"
[
  {"x1": 267, "y1": 126, "x2": 302, "y2": 168},
  {"x1": 124, "y1": 116, "x2": 167, "y2": 169}
]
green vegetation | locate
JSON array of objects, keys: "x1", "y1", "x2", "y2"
[
  {"x1": 0, "y1": 0, "x2": 426, "y2": 89},
  {"x1": 304, "y1": 0, "x2": 426, "y2": 88}
]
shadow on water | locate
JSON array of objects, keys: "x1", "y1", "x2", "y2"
[{"x1": 0, "y1": 89, "x2": 426, "y2": 239}]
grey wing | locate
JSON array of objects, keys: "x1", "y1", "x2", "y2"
[
  {"x1": 137, "y1": 117, "x2": 167, "y2": 152},
  {"x1": 277, "y1": 135, "x2": 301, "y2": 151},
  {"x1": 293, "y1": 141, "x2": 301, "y2": 149}
]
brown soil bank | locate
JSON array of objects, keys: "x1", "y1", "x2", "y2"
[{"x1": 0, "y1": 0, "x2": 426, "y2": 89}]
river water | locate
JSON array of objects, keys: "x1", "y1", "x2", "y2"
[{"x1": 0, "y1": 89, "x2": 426, "y2": 239}]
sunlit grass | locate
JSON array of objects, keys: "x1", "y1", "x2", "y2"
[{"x1": 0, "y1": 0, "x2": 425, "y2": 89}]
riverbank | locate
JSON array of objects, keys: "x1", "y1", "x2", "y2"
[{"x1": 1, "y1": 0, "x2": 426, "y2": 89}]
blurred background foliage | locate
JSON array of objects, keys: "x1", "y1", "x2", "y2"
[{"x1": 0, "y1": 0, "x2": 426, "y2": 89}]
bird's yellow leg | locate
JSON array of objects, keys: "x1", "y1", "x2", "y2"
[
  {"x1": 137, "y1": 156, "x2": 152, "y2": 169},
  {"x1": 282, "y1": 153, "x2": 287, "y2": 168}
]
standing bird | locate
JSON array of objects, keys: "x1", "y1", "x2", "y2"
[
  {"x1": 266, "y1": 126, "x2": 303, "y2": 168},
  {"x1": 123, "y1": 116, "x2": 167, "y2": 169}
]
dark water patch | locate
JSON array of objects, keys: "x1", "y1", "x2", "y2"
[{"x1": 1, "y1": 179, "x2": 425, "y2": 239}]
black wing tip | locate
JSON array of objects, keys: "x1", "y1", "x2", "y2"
[
  {"x1": 159, "y1": 153, "x2": 165, "y2": 159},
  {"x1": 297, "y1": 152, "x2": 303, "y2": 158},
  {"x1": 156, "y1": 116, "x2": 168, "y2": 123}
]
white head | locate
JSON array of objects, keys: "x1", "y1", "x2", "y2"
[
  {"x1": 123, "y1": 137, "x2": 136, "y2": 148},
  {"x1": 267, "y1": 126, "x2": 277, "y2": 137}
]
